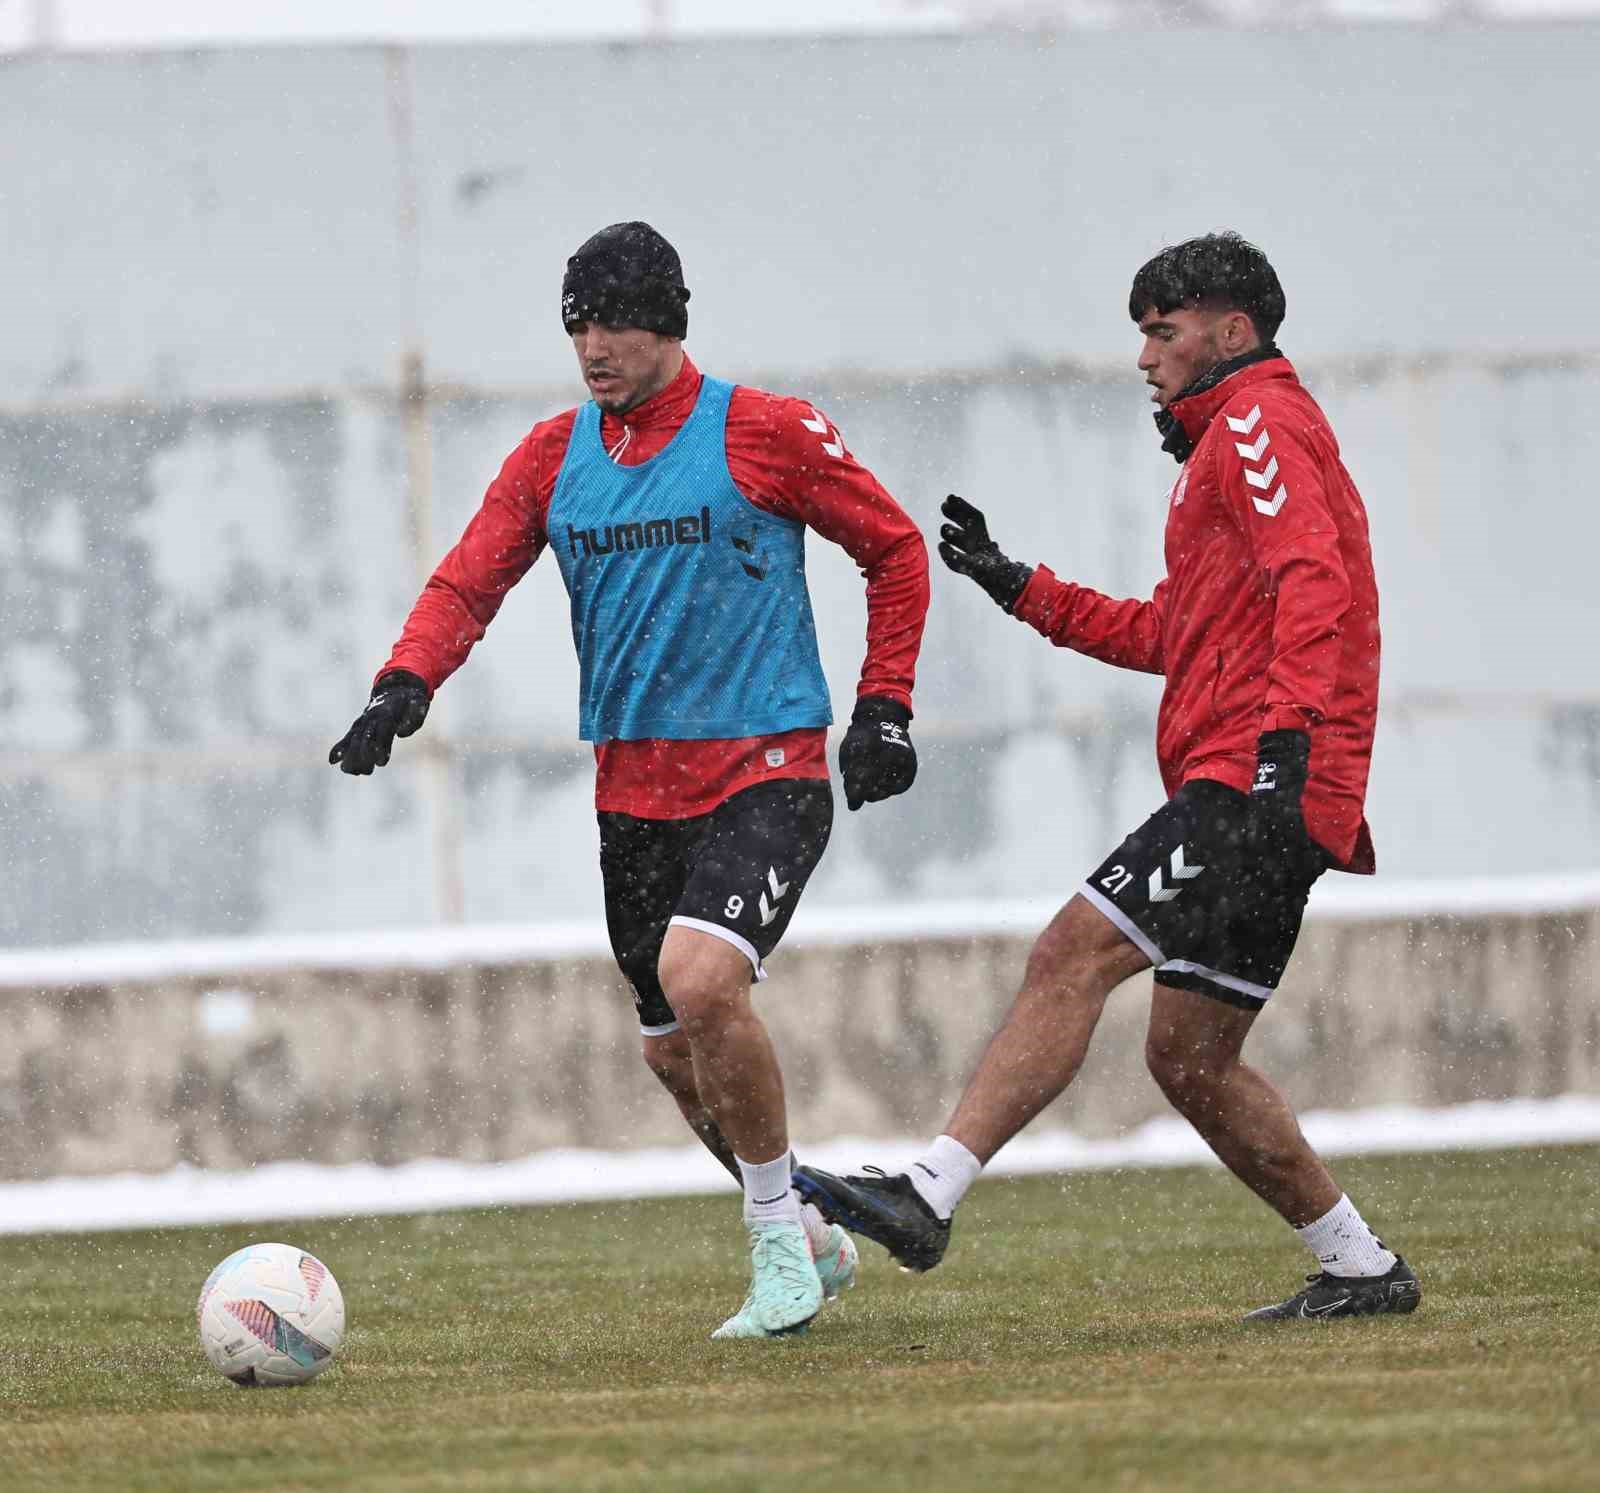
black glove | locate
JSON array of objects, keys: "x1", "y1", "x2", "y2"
[
  {"x1": 1248, "y1": 728, "x2": 1324, "y2": 874},
  {"x1": 838, "y1": 695, "x2": 917, "y2": 812},
  {"x1": 328, "y1": 670, "x2": 431, "y2": 775},
  {"x1": 937, "y1": 494, "x2": 1034, "y2": 613}
]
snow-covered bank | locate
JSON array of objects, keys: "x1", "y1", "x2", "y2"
[{"x1": 4, "y1": 1096, "x2": 1597, "y2": 1237}]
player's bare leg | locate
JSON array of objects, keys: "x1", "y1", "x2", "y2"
[
  {"x1": 657, "y1": 924, "x2": 823, "y2": 1338},
  {"x1": 642, "y1": 1025, "x2": 856, "y2": 1300},
  {"x1": 642, "y1": 1029, "x2": 741, "y2": 1181},
  {"x1": 795, "y1": 894, "x2": 1148, "y2": 1270},
  {"x1": 1144, "y1": 982, "x2": 1338, "y2": 1225},
  {"x1": 942, "y1": 895, "x2": 1152, "y2": 1162},
  {"x1": 657, "y1": 926, "x2": 789, "y2": 1165},
  {"x1": 1142, "y1": 983, "x2": 1419, "y2": 1318}
]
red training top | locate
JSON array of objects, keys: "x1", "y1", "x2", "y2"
[
  {"x1": 1013, "y1": 356, "x2": 1380, "y2": 872},
  {"x1": 381, "y1": 355, "x2": 930, "y2": 819}
]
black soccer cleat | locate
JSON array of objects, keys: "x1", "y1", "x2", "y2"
[
  {"x1": 792, "y1": 1164, "x2": 951, "y2": 1273},
  {"x1": 1244, "y1": 1256, "x2": 1422, "y2": 1322}
]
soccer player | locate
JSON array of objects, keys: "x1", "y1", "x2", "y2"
[
  {"x1": 330, "y1": 222, "x2": 929, "y2": 1339},
  {"x1": 796, "y1": 233, "x2": 1422, "y2": 1322}
]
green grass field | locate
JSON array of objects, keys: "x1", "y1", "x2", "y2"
[{"x1": 2, "y1": 1145, "x2": 1597, "y2": 1493}]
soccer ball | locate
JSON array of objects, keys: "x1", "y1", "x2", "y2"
[{"x1": 196, "y1": 1242, "x2": 346, "y2": 1387}]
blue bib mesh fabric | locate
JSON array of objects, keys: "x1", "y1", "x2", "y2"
[{"x1": 548, "y1": 376, "x2": 833, "y2": 743}]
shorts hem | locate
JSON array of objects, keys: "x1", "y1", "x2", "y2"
[
  {"x1": 1155, "y1": 962, "x2": 1270, "y2": 1011},
  {"x1": 669, "y1": 915, "x2": 769, "y2": 982},
  {"x1": 639, "y1": 1019, "x2": 682, "y2": 1037},
  {"x1": 1079, "y1": 884, "x2": 1164, "y2": 966}
]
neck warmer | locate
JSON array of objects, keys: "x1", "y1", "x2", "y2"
[{"x1": 1151, "y1": 342, "x2": 1283, "y2": 463}]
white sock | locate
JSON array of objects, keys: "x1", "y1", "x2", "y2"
[
  {"x1": 905, "y1": 1135, "x2": 982, "y2": 1221},
  {"x1": 1296, "y1": 1194, "x2": 1398, "y2": 1278},
  {"x1": 737, "y1": 1152, "x2": 801, "y2": 1226},
  {"x1": 798, "y1": 1201, "x2": 832, "y2": 1256}
]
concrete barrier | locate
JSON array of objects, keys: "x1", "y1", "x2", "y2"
[{"x1": 1, "y1": 880, "x2": 1597, "y2": 1182}]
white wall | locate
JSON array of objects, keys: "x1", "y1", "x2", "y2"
[{"x1": 2, "y1": 26, "x2": 1598, "y2": 943}]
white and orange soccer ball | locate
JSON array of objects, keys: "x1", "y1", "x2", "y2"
[{"x1": 196, "y1": 1242, "x2": 346, "y2": 1386}]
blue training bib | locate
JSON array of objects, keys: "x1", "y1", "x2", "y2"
[{"x1": 548, "y1": 376, "x2": 832, "y2": 743}]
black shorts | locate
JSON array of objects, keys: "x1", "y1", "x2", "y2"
[
  {"x1": 598, "y1": 779, "x2": 834, "y2": 1034},
  {"x1": 1081, "y1": 780, "x2": 1328, "y2": 1010}
]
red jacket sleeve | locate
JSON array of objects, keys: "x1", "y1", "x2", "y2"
[
  {"x1": 1212, "y1": 395, "x2": 1352, "y2": 730},
  {"x1": 380, "y1": 415, "x2": 569, "y2": 692},
  {"x1": 1012, "y1": 565, "x2": 1167, "y2": 676},
  {"x1": 726, "y1": 390, "x2": 929, "y2": 712}
]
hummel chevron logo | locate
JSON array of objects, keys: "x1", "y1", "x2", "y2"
[
  {"x1": 799, "y1": 405, "x2": 845, "y2": 459},
  {"x1": 1234, "y1": 430, "x2": 1269, "y2": 462},
  {"x1": 1230, "y1": 409, "x2": 1289, "y2": 517},
  {"x1": 731, "y1": 529, "x2": 769, "y2": 581},
  {"x1": 1148, "y1": 844, "x2": 1204, "y2": 904},
  {"x1": 1252, "y1": 485, "x2": 1288, "y2": 518},
  {"x1": 1243, "y1": 456, "x2": 1279, "y2": 491},
  {"x1": 758, "y1": 866, "x2": 790, "y2": 927}
]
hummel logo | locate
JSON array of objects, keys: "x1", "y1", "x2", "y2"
[
  {"x1": 1148, "y1": 844, "x2": 1204, "y2": 903},
  {"x1": 1225, "y1": 403, "x2": 1289, "y2": 517},
  {"x1": 1234, "y1": 430, "x2": 1270, "y2": 463},
  {"x1": 731, "y1": 530, "x2": 768, "y2": 581},
  {"x1": 758, "y1": 866, "x2": 790, "y2": 927},
  {"x1": 799, "y1": 405, "x2": 846, "y2": 459}
]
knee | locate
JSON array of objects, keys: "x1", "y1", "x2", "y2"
[
  {"x1": 655, "y1": 957, "x2": 738, "y2": 1038},
  {"x1": 1145, "y1": 1033, "x2": 1222, "y2": 1114},
  {"x1": 643, "y1": 1034, "x2": 693, "y2": 1094}
]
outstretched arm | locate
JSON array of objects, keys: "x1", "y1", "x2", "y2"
[
  {"x1": 1012, "y1": 567, "x2": 1167, "y2": 676},
  {"x1": 330, "y1": 423, "x2": 557, "y2": 774},
  {"x1": 939, "y1": 494, "x2": 1167, "y2": 676},
  {"x1": 379, "y1": 429, "x2": 554, "y2": 692}
]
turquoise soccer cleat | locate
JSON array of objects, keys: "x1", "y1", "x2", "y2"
[
  {"x1": 812, "y1": 1223, "x2": 858, "y2": 1301},
  {"x1": 710, "y1": 1220, "x2": 824, "y2": 1340}
]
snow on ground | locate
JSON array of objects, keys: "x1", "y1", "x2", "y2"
[{"x1": 5, "y1": 1095, "x2": 1598, "y2": 1236}]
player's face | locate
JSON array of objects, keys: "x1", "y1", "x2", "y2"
[
  {"x1": 569, "y1": 323, "x2": 681, "y2": 414},
  {"x1": 1136, "y1": 306, "x2": 1242, "y2": 408}
]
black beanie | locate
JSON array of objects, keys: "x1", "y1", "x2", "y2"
[{"x1": 561, "y1": 221, "x2": 690, "y2": 339}]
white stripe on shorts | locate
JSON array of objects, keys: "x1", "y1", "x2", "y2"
[
  {"x1": 638, "y1": 1019, "x2": 681, "y2": 1038},
  {"x1": 668, "y1": 916, "x2": 770, "y2": 982},
  {"x1": 1156, "y1": 959, "x2": 1275, "y2": 1004},
  {"x1": 1079, "y1": 883, "x2": 1165, "y2": 967}
]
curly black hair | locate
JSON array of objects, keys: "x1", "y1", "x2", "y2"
[{"x1": 1129, "y1": 231, "x2": 1286, "y2": 342}]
